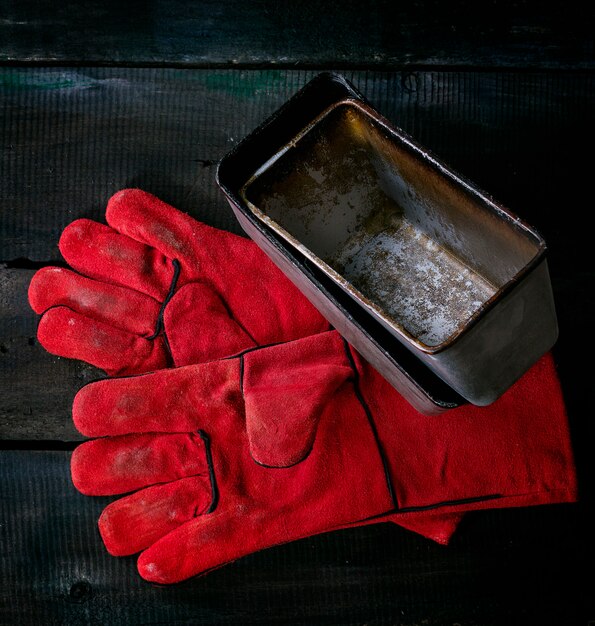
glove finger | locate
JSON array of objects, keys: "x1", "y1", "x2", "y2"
[
  {"x1": 136, "y1": 503, "x2": 318, "y2": 584},
  {"x1": 105, "y1": 188, "x2": 207, "y2": 264},
  {"x1": 59, "y1": 218, "x2": 175, "y2": 301},
  {"x1": 71, "y1": 432, "x2": 210, "y2": 496},
  {"x1": 72, "y1": 359, "x2": 240, "y2": 437},
  {"x1": 29, "y1": 267, "x2": 161, "y2": 337},
  {"x1": 384, "y1": 511, "x2": 464, "y2": 545},
  {"x1": 99, "y1": 476, "x2": 213, "y2": 556},
  {"x1": 38, "y1": 307, "x2": 169, "y2": 376},
  {"x1": 136, "y1": 505, "x2": 463, "y2": 585},
  {"x1": 137, "y1": 506, "x2": 243, "y2": 583}
]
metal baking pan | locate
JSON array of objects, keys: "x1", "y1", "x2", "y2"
[
  {"x1": 228, "y1": 198, "x2": 464, "y2": 415},
  {"x1": 217, "y1": 74, "x2": 463, "y2": 415},
  {"x1": 217, "y1": 72, "x2": 558, "y2": 407}
]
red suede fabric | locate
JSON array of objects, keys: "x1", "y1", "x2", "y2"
[
  {"x1": 243, "y1": 332, "x2": 354, "y2": 467},
  {"x1": 29, "y1": 189, "x2": 331, "y2": 375},
  {"x1": 70, "y1": 331, "x2": 576, "y2": 584},
  {"x1": 351, "y1": 346, "x2": 576, "y2": 513},
  {"x1": 99, "y1": 477, "x2": 212, "y2": 557},
  {"x1": 72, "y1": 333, "x2": 396, "y2": 580},
  {"x1": 72, "y1": 432, "x2": 210, "y2": 496},
  {"x1": 29, "y1": 189, "x2": 464, "y2": 543}
]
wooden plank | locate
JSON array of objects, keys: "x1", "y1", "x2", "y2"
[
  {"x1": 0, "y1": 67, "x2": 304, "y2": 260},
  {"x1": 0, "y1": 0, "x2": 593, "y2": 69},
  {"x1": 0, "y1": 450, "x2": 591, "y2": 625},
  {"x1": 1, "y1": 68, "x2": 593, "y2": 261},
  {"x1": 0, "y1": 268, "x2": 93, "y2": 441}
]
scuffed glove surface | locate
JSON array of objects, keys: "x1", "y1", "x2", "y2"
[
  {"x1": 71, "y1": 331, "x2": 577, "y2": 584},
  {"x1": 28, "y1": 189, "x2": 465, "y2": 545},
  {"x1": 29, "y1": 189, "x2": 331, "y2": 375}
]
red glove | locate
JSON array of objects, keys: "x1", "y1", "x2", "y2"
[
  {"x1": 28, "y1": 189, "x2": 331, "y2": 374},
  {"x1": 28, "y1": 189, "x2": 461, "y2": 544},
  {"x1": 71, "y1": 331, "x2": 576, "y2": 584}
]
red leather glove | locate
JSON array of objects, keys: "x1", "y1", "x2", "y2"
[
  {"x1": 28, "y1": 189, "x2": 462, "y2": 544},
  {"x1": 28, "y1": 188, "x2": 331, "y2": 374},
  {"x1": 71, "y1": 331, "x2": 576, "y2": 584}
]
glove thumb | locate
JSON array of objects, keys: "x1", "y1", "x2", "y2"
[{"x1": 243, "y1": 332, "x2": 353, "y2": 467}]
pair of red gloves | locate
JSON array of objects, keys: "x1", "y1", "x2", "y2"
[{"x1": 29, "y1": 189, "x2": 577, "y2": 584}]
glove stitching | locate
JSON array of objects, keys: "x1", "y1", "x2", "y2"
[
  {"x1": 146, "y1": 258, "x2": 181, "y2": 341},
  {"x1": 216, "y1": 294, "x2": 260, "y2": 349},
  {"x1": 341, "y1": 338, "x2": 399, "y2": 511},
  {"x1": 397, "y1": 493, "x2": 503, "y2": 513},
  {"x1": 196, "y1": 430, "x2": 219, "y2": 515},
  {"x1": 224, "y1": 340, "x2": 285, "y2": 360},
  {"x1": 340, "y1": 345, "x2": 509, "y2": 513},
  {"x1": 238, "y1": 351, "x2": 323, "y2": 470}
]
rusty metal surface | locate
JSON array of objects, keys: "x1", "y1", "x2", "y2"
[
  {"x1": 241, "y1": 101, "x2": 544, "y2": 352},
  {"x1": 219, "y1": 72, "x2": 558, "y2": 406}
]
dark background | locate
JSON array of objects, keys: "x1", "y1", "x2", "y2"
[{"x1": 1, "y1": 2, "x2": 594, "y2": 624}]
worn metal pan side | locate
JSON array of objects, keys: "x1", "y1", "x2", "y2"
[
  {"x1": 217, "y1": 72, "x2": 558, "y2": 406},
  {"x1": 232, "y1": 201, "x2": 465, "y2": 415},
  {"x1": 217, "y1": 73, "x2": 464, "y2": 415}
]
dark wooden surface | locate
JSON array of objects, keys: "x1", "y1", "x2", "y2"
[
  {"x1": 1, "y1": 4, "x2": 594, "y2": 625},
  {"x1": 0, "y1": 0, "x2": 593, "y2": 69}
]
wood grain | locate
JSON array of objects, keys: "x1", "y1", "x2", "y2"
[
  {"x1": 0, "y1": 450, "x2": 591, "y2": 625},
  {"x1": 1, "y1": 68, "x2": 593, "y2": 261},
  {"x1": 0, "y1": 268, "x2": 96, "y2": 441},
  {"x1": 0, "y1": 0, "x2": 593, "y2": 69}
]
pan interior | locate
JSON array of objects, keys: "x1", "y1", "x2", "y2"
[{"x1": 243, "y1": 103, "x2": 538, "y2": 347}]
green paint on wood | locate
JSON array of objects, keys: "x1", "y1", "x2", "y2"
[
  {"x1": 201, "y1": 70, "x2": 288, "y2": 100},
  {"x1": 0, "y1": 69, "x2": 97, "y2": 91}
]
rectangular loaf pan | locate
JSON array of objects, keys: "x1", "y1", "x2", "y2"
[{"x1": 217, "y1": 72, "x2": 558, "y2": 406}]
